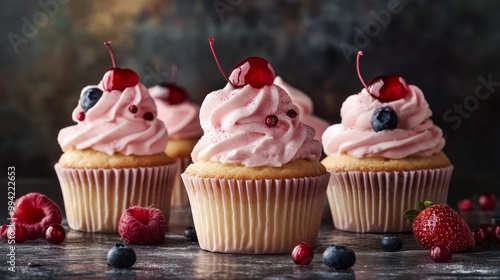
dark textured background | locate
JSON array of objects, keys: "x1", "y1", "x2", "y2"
[{"x1": 1, "y1": 0, "x2": 499, "y2": 214}]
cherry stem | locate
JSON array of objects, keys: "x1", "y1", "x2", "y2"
[
  {"x1": 170, "y1": 64, "x2": 179, "y2": 83},
  {"x1": 208, "y1": 38, "x2": 231, "y2": 84},
  {"x1": 104, "y1": 41, "x2": 117, "y2": 68},
  {"x1": 356, "y1": 51, "x2": 369, "y2": 92}
]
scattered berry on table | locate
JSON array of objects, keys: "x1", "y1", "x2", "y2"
[
  {"x1": 107, "y1": 243, "x2": 136, "y2": 269},
  {"x1": 118, "y1": 206, "x2": 167, "y2": 245},
  {"x1": 492, "y1": 225, "x2": 500, "y2": 242},
  {"x1": 45, "y1": 224, "x2": 66, "y2": 245},
  {"x1": 11, "y1": 193, "x2": 62, "y2": 240},
  {"x1": 291, "y1": 242, "x2": 314, "y2": 265},
  {"x1": 478, "y1": 192, "x2": 497, "y2": 211},
  {"x1": 430, "y1": 245, "x2": 452, "y2": 263},
  {"x1": 479, "y1": 224, "x2": 493, "y2": 237},
  {"x1": 457, "y1": 198, "x2": 474, "y2": 211},
  {"x1": 404, "y1": 201, "x2": 474, "y2": 252},
  {"x1": 322, "y1": 245, "x2": 356, "y2": 269},
  {"x1": 380, "y1": 236, "x2": 403, "y2": 252},
  {"x1": 184, "y1": 226, "x2": 197, "y2": 242},
  {"x1": 472, "y1": 228, "x2": 487, "y2": 244}
]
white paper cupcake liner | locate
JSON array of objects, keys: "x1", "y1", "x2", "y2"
[
  {"x1": 54, "y1": 162, "x2": 178, "y2": 233},
  {"x1": 326, "y1": 166, "x2": 453, "y2": 233},
  {"x1": 181, "y1": 172, "x2": 330, "y2": 254},
  {"x1": 171, "y1": 156, "x2": 192, "y2": 207}
]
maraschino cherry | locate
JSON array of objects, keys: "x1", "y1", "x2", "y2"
[
  {"x1": 356, "y1": 51, "x2": 408, "y2": 103},
  {"x1": 158, "y1": 64, "x2": 188, "y2": 105},
  {"x1": 209, "y1": 38, "x2": 275, "y2": 88},
  {"x1": 102, "y1": 41, "x2": 139, "y2": 91}
]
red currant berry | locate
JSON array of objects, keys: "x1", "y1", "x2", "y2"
[
  {"x1": 472, "y1": 228, "x2": 486, "y2": 244},
  {"x1": 158, "y1": 83, "x2": 188, "y2": 105},
  {"x1": 286, "y1": 109, "x2": 298, "y2": 118},
  {"x1": 458, "y1": 198, "x2": 474, "y2": 211},
  {"x1": 77, "y1": 112, "x2": 86, "y2": 121},
  {"x1": 143, "y1": 112, "x2": 154, "y2": 121},
  {"x1": 45, "y1": 224, "x2": 66, "y2": 245},
  {"x1": 209, "y1": 38, "x2": 275, "y2": 88},
  {"x1": 102, "y1": 41, "x2": 139, "y2": 91},
  {"x1": 356, "y1": 51, "x2": 408, "y2": 103},
  {"x1": 291, "y1": 242, "x2": 314, "y2": 265},
  {"x1": 0, "y1": 225, "x2": 8, "y2": 239},
  {"x1": 128, "y1": 105, "x2": 138, "y2": 114},
  {"x1": 6, "y1": 224, "x2": 27, "y2": 244},
  {"x1": 478, "y1": 192, "x2": 497, "y2": 210},
  {"x1": 492, "y1": 224, "x2": 500, "y2": 242},
  {"x1": 430, "y1": 245, "x2": 452, "y2": 263},
  {"x1": 479, "y1": 223, "x2": 493, "y2": 237},
  {"x1": 265, "y1": 115, "x2": 278, "y2": 127}
]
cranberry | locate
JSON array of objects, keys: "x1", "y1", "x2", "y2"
[
  {"x1": 102, "y1": 41, "x2": 139, "y2": 91},
  {"x1": 158, "y1": 83, "x2": 188, "y2": 105},
  {"x1": 292, "y1": 242, "x2": 314, "y2": 265},
  {"x1": 209, "y1": 38, "x2": 275, "y2": 88},
  {"x1": 143, "y1": 112, "x2": 154, "y2": 121},
  {"x1": 45, "y1": 224, "x2": 66, "y2": 245},
  {"x1": 458, "y1": 198, "x2": 474, "y2": 211},
  {"x1": 356, "y1": 51, "x2": 408, "y2": 103},
  {"x1": 492, "y1": 224, "x2": 500, "y2": 242},
  {"x1": 478, "y1": 192, "x2": 497, "y2": 210},
  {"x1": 430, "y1": 245, "x2": 452, "y2": 263},
  {"x1": 265, "y1": 115, "x2": 278, "y2": 127},
  {"x1": 472, "y1": 228, "x2": 487, "y2": 244}
]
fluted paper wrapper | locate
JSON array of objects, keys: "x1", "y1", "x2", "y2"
[
  {"x1": 54, "y1": 162, "x2": 178, "y2": 233},
  {"x1": 181, "y1": 173, "x2": 330, "y2": 254},
  {"x1": 169, "y1": 156, "x2": 194, "y2": 227},
  {"x1": 326, "y1": 166, "x2": 453, "y2": 233}
]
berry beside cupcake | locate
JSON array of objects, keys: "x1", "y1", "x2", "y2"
[
  {"x1": 180, "y1": 39, "x2": 330, "y2": 254},
  {"x1": 149, "y1": 74, "x2": 203, "y2": 226},
  {"x1": 321, "y1": 52, "x2": 452, "y2": 233},
  {"x1": 54, "y1": 42, "x2": 178, "y2": 233}
]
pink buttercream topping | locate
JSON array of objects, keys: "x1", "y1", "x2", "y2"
[
  {"x1": 149, "y1": 85, "x2": 203, "y2": 140},
  {"x1": 322, "y1": 85, "x2": 445, "y2": 159},
  {"x1": 274, "y1": 76, "x2": 329, "y2": 141},
  {"x1": 58, "y1": 82, "x2": 168, "y2": 156},
  {"x1": 192, "y1": 83, "x2": 322, "y2": 167}
]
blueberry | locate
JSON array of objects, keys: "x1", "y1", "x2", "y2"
[
  {"x1": 322, "y1": 245, "x2": 356, "y2": 269},
  {"x1": 80, "y1": 87, "x2": 103, "y2": 111},
  {"x1": 107, "y1": 243, "x2": 136, "y2": 269},
  {"x1": 371, "y1": 106, "x2": 398, "y2": 132},
  {"x1": 381, "y1": 236, "x2": 403, "y2": 252},
  {"x1": 490, "y1": 215, "x2": 500, "y2": 226},
  {"x1": 184, "y1": 226, "x2": 197, "y2": 242}
]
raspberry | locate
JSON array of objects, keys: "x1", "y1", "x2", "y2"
[
  {"x1": 118, "y1": 206, "x2": 167, "y2": 245},
  {"x1": 0, "y1": 225, "x2": 8, "y2": 239},
  {"x1": 11, "y1": 193, "x2": 62, "y2": 240}
]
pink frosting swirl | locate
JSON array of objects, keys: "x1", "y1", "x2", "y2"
[
  {"x1": 274, "y1": 76, "x2": 330, "y2": 141},
  {"x1": 322, "y1": 85, "x2": 445, "y2": 159},
  {"x1": 192, "y1": 83, "x2": 322, "y2": 167},
  {"x1": 58, "y1": 82, "x2": 168, "y2": 156},
  {"x1": 149, "y1": 85, "x2": 203, "y2": 140}
]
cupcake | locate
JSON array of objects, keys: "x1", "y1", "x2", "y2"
[
  {"x1": 321, "y1": 52, "x2": 452, "y2": 233},
  {"x1": 149, "y1": 80, "x2": 203, "y2": 226},
  {"x1": 274, "y1": 76, "x2": 329, "y2": 141},
  {"x1": 54, "y1": 42, "x2": 178, "y2": 233},
  {"x1": 180, "y1": 39, "x2": 330, "y2": 254}
]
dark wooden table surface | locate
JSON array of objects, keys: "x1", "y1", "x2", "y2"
[{"x1": 1, "y1": 180, "x2": 500, "y2": 279}]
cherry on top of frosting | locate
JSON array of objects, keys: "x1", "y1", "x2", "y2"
[
  {"x1": 356, "y1": 51, "x2": 409, "y2": 103},
  {"x1": 102, "y1": 41, "x2": 139, "y2": 92},
  {"x1": 209, "y1": 38, "x2": 275, "y2": 88}
]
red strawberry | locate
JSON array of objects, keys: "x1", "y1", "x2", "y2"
[
  {"x1": 118, "y1": 206, "x2": 167, "y2": 245},
  {"x1": 11, "y1": 193, "x2": 62, "y2": 240},
  {"x1": 404, "y1": 201, "x2": 475, "y2": 253}
]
